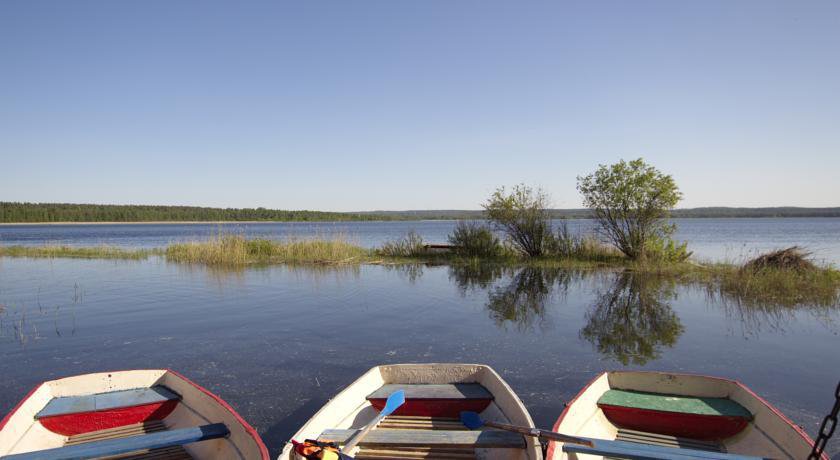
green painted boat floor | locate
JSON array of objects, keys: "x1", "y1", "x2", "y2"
[{"x1": 598, "y1": 389, "x2": 752, "y2": 418}]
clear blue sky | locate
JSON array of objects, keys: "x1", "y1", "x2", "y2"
[{"x1": 2, "y1": 1, "x2": 838, "y2": 211}]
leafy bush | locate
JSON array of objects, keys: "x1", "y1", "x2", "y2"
[
  {"x1": 448, "y1": 221, "x2": 502, "y2": 257},
  {"x1": 378, "y1": 231, "x2": 426, "y2": 257},
  {"x1": 483, "y1": 184, "x2": 551, "y2": 257},
  {"x1": 578, "y1": 158, "x2": 684, "y2": 260}
]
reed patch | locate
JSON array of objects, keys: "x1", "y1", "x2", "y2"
[{"x1": 164, "y1": 234, "x2": 372, "y2": 266}]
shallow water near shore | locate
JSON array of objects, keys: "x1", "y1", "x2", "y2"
[{"x1": 1, "y1": 257, "x2": 838, "y2": 456}]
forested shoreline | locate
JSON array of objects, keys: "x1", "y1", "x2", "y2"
[{"x1": 2, "y1": 202, "x2": 840, "y2": 223}]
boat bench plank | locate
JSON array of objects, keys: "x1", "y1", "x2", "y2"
[
  {"x1": 36, "y1": 386, "x2": 181, "y2": 419},
  {"x1": 616, "y1": 428, "x2": 724, "y2": 452},
  {"x1": 355, "y1": 447, "x2": 476, "y2": 459},
  {"x1": 318, "y1": 429, "x2": 524, "y2": 448},
  {"x1": 380, "y1": 416, "x2": 469, "y2": 431},
  {"x1": 563, "y1": 437, "x2": 765, "y2": 460},
  {"x1": 66, "y1": 421, "x2": 168, "y2": 445},
  {"x1": 598, "y1": 390, "x2": 751, "y2": 418},
  {"x1": 367, "y1": 384, "x2": 493, "y2": 401},
  {"x1": 2, "y1": 423, "x2": 228, "y2": 460}
]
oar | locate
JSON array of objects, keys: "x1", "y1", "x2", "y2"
[
  {"x1": 342, "y1": 390, "x2": 406, "y2": 453},
  {"x1": 460, "y1": 411, "x2": 594, "y2": 447},
  {"x1": 460, "y1": 411, "x2": 768, "y2": 460}
]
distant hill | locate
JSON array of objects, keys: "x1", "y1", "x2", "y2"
[
  {"x1": 363, "y1": 207, "x2": 840, "y2": 219},
  {"x1": 1, "y1": 202, "x2": 839, "y2": 223}
]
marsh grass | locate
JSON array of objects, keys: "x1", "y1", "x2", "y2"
[
  {"x1": 0, "y1": 245, "x2": 154, "y2": 260},
  {"x1": 710, "y1": 264, "x2": 840, "y2": 309},
  {"x1": 546, "y1": 230, "x2": 624, "y2": 263},
  {"x1": 164, "y1": 234, "x2": 372, "y2": 266}
]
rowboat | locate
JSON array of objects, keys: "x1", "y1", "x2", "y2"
[
  {"x1": 279, "y1": 363, "x2": 542, "y2": 460},
  {"x1": 0, "y1": 369, "x2": 269, "y2": 459},
  {"x1": 546, "y1": 371, "x2": 826, "y2": 460}
]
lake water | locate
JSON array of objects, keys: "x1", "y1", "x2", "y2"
[
  {"x1": 1, "y1": 256, "x2": 838, "y2": 456},
  {"x1": 1, "y1": 220, "x2": 839, "y2": 456},
  {"x1": 2, "y1": 218, "x2": 840, "y2": 264}
]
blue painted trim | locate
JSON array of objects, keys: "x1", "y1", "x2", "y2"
[
  {"x1": 2, "y1": 423, "x2": 228, "y2": 460},
  {"x1": 563, "y1": 438, "x2": 768, "y2": 460},
  {"x1": 35, "y1": 386, "x2": 180, "y2": 419}
]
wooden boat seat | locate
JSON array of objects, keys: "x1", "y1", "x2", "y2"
[
  {"x1": 597, "y1": 389, "x2": 753, "y2": 440},
  {"x1": 597, "y1": 390, "x2": 752, "y2": 419},
  {"x1": 35, "y1": 386, "x2": 181, "y2": 419},
  {"x1": 318, "y1": 428, "x2": 525, "y2": 449},
  {"x1": 367, "y1": 384, "x2": 493, "y2": 401},
  {"x1": 2, "y1": 423, "x2": 229, "y2": 460},
  {"x1": 367, "y1": 384, "x2": 494, "y2": 418}
]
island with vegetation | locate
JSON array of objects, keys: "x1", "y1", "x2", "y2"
[{"x1": 2, "y1": 159, "x2": 838, "y2": 311}]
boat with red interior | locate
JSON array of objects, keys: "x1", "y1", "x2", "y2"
[
  {"x1": 546, "y1": 371, "x2": 826, "y2": 460},
  {"x1": 0, "y1": 369, "x2": 268, "y2": 459},
  {"x1": 280, "y1": 363, "x2": 542, "y2": 460}
]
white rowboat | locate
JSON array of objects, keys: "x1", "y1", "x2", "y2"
[
  {"x1": 279, "y1": 363, "x2": 543, "y2": 460},
  {"x1": 0, "y1": 369, "x2": 269, "y2": 459}
]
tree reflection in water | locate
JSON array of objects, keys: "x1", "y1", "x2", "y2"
[
  {"x1": 580, "y1": 271, "x2": 684, "y2": 365},
  {"x1": 449, "y1": 264, "x2": 577, "y2": 331},
  {"x1": 448, "y1": 263, "x2": 510, "y2": 294}
]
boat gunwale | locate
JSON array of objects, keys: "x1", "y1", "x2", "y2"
[
  {"x1": 0, "y1": 369, "x2": 270, "y2": 460},
  {"x1": 545, "y1": 370, "x2": 827, "y2": 460},
  {"x1": 0, "y1": 383, "x2": 44, "y2": 432}
]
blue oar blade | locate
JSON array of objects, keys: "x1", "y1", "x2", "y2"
[
  {"x1": 381, "y1": 390, "x2": 405, "y2": 417},
  {"x1": 460, "y1": 411, "x2": 484, "y2": 430}
]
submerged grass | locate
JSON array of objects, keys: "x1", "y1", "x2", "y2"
[
  {"x1": 164, "y1": 234, "x2": 372, "y2": 266},
  {"x1": 0, "y1": 245, "x2": 155, "y2": 260}
]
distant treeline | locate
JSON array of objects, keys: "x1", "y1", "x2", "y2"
[
  {"x1": 2, "y1": 202, "x2": 840, "y2": 223},
  {"x1": 0, "y1": 202, "x2": 398, "y2": 223}
]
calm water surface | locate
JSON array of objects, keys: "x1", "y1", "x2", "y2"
[
  {"x1": 2, "y1": 218, "x2": 840, "y2": 264},
  {"x1": 1, "y1": 257, "x2": 838, "y2": 456}
]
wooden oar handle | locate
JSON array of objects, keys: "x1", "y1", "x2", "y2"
[{"x1": 485, "y1": 421, "x2": 594, "y2": 448}]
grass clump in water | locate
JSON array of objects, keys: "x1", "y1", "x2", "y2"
[
  {"x1": 0, "y1": 245, "x2": 153, "y2": 260},
  {"x1": 377, "y1": 231, "x2": 427, "y2": 257},
  {"x1": 448, "y1": 221, "x2": 503, "y2": 258},
  {"x1": 544, "y1": 223, "x2": 624, "y2": 263},
  {"x1": 743, "y1": 246, "x2": 816, "y2": 272},
  {"x1": 710, "y1": 248, "x2": 840, "y2": 308},
  {"x1": 164, "y1": 234, "x2": 370, "y2": 266}
]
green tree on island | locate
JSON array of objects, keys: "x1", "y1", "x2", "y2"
[{"x1": 577, "y1": 158, "x2": 690, "y2": 261}]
